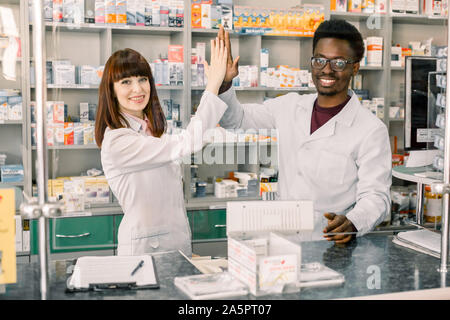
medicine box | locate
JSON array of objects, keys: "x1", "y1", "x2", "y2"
[
  {"x1": 366, "y1": 36, "x2": 383, "y2": 67},
  {"x1": 348, "y1": 0, "x2": 362, "y2": 12},
  {"x1": 391, "y1": 46, "x2": 402, "y2": 67},
  {"x1": 227, "y1": 201, "x2": 314, "y2": 296},
  {"x1": 53, "y1": 64, "x2": 75, "y2": 85},
  {"x1": 15, "y1": 216, "x2": 22, "y2": 253},
  {"x1": 330, "y1": 0, "x2": 348, "y2": 12},
  {"x1": 95, "y1": 0, "x2": 105, "y2": 23},
  {"x1": 152, "y1": 0, "x2": 161, "y2": 26},
  {"x1": 85, "y1": 0, "x2": 95, "y2": 23},
  {"x1": 136, "y1": 0, "x2": 146, "y2": 26},
  {"x1": 116, "y1": 0, "x2": 126, "y2": 24},
  {"x1": 0, "y1": 165, "x2": 24, "y2": 183}
]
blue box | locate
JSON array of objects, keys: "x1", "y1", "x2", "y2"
[{"x1": 0, "y1": 165, "x2": 24, "y2": 183}]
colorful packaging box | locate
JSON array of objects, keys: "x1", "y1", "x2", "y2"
[
  {"x1": 106, "y1": 0, "x2": 116, "y2": 24},
  {"x1": 116, "y1": 0, "x2": 127, "y2": 24},
  {"x1": 95, "y1": 0, "x2": 105, "y2": 23},
  {"x1": 64, "y1": 122, "x2": 74, "y2": 145}
]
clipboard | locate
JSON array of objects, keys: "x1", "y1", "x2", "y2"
[{"x1": 65, "y1": 255, "x2": 159, "y2": 293}]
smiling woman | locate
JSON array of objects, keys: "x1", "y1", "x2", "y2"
[
  {"x1": 113, "y1": 75, "x2": 151, "y2": 119},
  {"x1": 95, "y1": 42, "x2": 228, "y2": 256},
  {"x1": 95, "y1": 48, "x2": 166, "y2": 145}
]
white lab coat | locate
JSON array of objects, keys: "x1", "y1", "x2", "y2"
[
  {"x1": 219, "y1": 88, "x2": 392, "y2": 240},
  {"x1": 101, "y1": 91, "x2": 228, "y2": 256}
]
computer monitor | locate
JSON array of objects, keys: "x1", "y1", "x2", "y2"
[{"x1": 404, "y1": 56, "x2": 437, "y2": 151}]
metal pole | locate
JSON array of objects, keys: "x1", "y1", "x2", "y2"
[
  {"x1": 416, "y1": 183, "x2": 425, "y2": 225},
  {"x1": 32, "y1": 0, "x2": 50, "y2": 298},
  {"x1": 438, "y1": 19, "x2": 450, "y2": 273}
]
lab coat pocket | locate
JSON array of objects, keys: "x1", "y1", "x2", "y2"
[
  {"x1": 315, "y1": 150, "x2": 348, "y2": 185},
  {"x1": 131, "y1": 225, "x2": 171, "y2": 255}
]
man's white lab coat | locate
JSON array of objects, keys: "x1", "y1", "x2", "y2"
[
  {"x1": 101, "y1": 91, "x2": 228, "y2": 255},
  {"x1": 219, "y1": 88, "x2": 392, "y2": 240}
]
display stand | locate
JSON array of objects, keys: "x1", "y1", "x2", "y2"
[{"x1": 392, "y1": 165, "x2": 442, "y2": 225}]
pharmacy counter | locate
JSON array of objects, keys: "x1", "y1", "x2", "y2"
[{"x1": 3, "y1": 233, "x2": 450, "y2": 300}]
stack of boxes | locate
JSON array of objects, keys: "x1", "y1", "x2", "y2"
[
  {"x1": 40, "y1": 0, "x2": 184, "y2": 27},
  {"x1": 232, "y1": 4, "x2": 325, "y2": 37},
  {"x1": 0, "y1": 164, "x2": 24, "y2": 183},
  {"x1": 214, "y1": 172, "x2": 259, "y2": 199},
  {"x1": 30, "y1": 60, "x2": 104, "y2": 87},
  {"x1": 0, "y1": 90, "x2": 22, "y2": 121},
  {"x1": 45, "y1": 175, "x2": 110, "y2": 213},
  {"x1": 360, "y1": 37, "x2": 383, "y2": 68},
  {"x1": 30, "y1": 101, "x2": 97, "y2": 146},
  {"x1": 191, "y1": 42, "x2": 206, "y2": 87},
  {"x1": 330, "y1": 0, "x2": 387, "y2": 13},
  {"x1": 391, "y1": 0, "x2": 448, "y2": 16},
  {"x1": 191, "y1": 0, "x2": 233, "y2": 30},
  {"x1": 150, "y1": 45, "x2": 184, "y2": 86}
]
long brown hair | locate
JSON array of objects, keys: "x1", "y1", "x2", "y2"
[{"x1": 95, "y1": 48, "x2": 166, "y2": 147}]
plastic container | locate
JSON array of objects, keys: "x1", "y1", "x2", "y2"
[{"x1": 424, "y1": 185, "x2": 442, "y2": 223}]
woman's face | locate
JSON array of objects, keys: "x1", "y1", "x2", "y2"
[{"x1": 113, "y1": 75, "x2": 151, "y2": 118}]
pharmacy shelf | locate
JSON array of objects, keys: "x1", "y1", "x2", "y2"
[
  {"x1": 330, "y1": 11, "x2": 388, "y2": 22},
  {"x1": 3, "y1": 0, "x2": 19, "y2": 4},
  {"x1": 392, "y1": 165, "x2": 442, "y2": 185},
  {"x1": 390, "y1": 13, "x2": 448, "y2": 25},
  {"x1": 389, "y1": 118, "x2": 404, "y2": 122},
  {"x1": 31, "y1": 145, "x2": 98, "y2": 150},
  {"x1": 110, "y1": 25, "x2": 185, "y2": 35},
  {"x1": 30, "y1": 84, "x2": 183, "y2": 90},
  {"x1": 29, "y1": 22, "x2": 185, "y2": 35},
  {"x1": 191, "y1": 86, "x2": 316, "y2": 92},
  {"x1": 0, "y1": 120, "x2": 22, "y2": 125},
  {"x1": 0, "y1": 181, "x2": 24, "y2": 187},
  {"x1": 31, "y1": 84, "x2": 99, "y2": 90},
  {"x1": 360, "y1": 66, "x2": 384, "y2": 70},
  {"x1": 185, "y1": 195, "x2": 262, "y2": 210},
  {"x1": 192, "y1": 28, "x2": 314, "y2": 40}
]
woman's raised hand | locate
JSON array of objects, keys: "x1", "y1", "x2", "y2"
[{"x1": 204, "y1": 37, "x2": 228, "y2": 95}]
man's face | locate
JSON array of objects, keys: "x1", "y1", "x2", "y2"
[{"x1": 311, "y1": 38, "x2": 359, "y2": 97}]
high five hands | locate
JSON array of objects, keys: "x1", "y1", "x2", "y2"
[
  {"x1": 204, "y1": 37, "x2": 228, "y2": 95},
  {"x1": 217, "y1": 25, "x2": 240, "y2": 93}
]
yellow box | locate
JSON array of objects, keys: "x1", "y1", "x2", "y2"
[
  {"x1": 348, "y1": 0, "x2": 362, "y2": 12},
  {"x1": 0, "y1": 189, "x2": 17, "y2": 284}
]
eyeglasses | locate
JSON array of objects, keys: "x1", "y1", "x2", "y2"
[{"x1": 310, "y1": 57, "x2": 355, "y2": 72}]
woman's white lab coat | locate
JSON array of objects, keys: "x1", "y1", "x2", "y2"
[
  {"x1": 101, "y1": 91, "x2": 228, "y2": 256},
  {"x1": 219, "y1": 89, "x2": 392, "y2": 240}
]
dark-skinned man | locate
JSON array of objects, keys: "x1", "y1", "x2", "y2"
[{"x1": 216, "y1": 20, "x2": 392, "y2": 244}]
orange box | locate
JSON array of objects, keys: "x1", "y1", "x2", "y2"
[
  {"x1": 64, "y1": 122, "x2": 74, "y2": 145},
  {"x1": 168, "y1": 45, "x2": 184, "y2": 63},
  {"x1": 191, "y1": 2, "x2": 202, "y2": 28},
  {"x1": 330, "y1": 0, "x2": 348, "y2": 12},
  {"x1": 348, "y1": 0, "x2": 362, "y2": 12}
]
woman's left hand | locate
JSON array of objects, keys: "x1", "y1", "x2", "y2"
[{"x1": 204, "y1": 37, "x2": 228, "y2": 95}]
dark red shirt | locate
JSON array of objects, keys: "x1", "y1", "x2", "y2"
[{"x1": 310, "y1": 96, "x2": 351, "y2": 134}]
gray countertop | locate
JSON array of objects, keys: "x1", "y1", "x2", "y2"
[{"x1": 2, "y1": 233, "x2": 450, "y2": 300}]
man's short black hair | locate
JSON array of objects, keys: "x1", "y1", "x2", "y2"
[{"x1": 313, "y1": 19, "x2": 365, "y2": 62}]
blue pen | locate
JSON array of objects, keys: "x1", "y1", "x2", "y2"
[{"x1": 131, "y1": 260, "x2": 144, "y2": 276}]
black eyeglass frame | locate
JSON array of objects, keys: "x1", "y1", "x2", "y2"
[{"x1": 310, "y1": 57, "x2": 356, "y2": 72}]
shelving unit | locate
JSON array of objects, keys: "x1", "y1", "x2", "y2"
[{"x1": 3, "y1": 1, "x2": 449, "y2": 259}]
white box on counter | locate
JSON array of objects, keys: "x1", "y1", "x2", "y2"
[{"x1": 226, "y1": 200, "x2": 314, "y2": 296}]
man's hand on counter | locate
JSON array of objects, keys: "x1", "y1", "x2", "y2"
[{"x1": 323, "y1": 212, "x2": 357, "y2": 244}]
